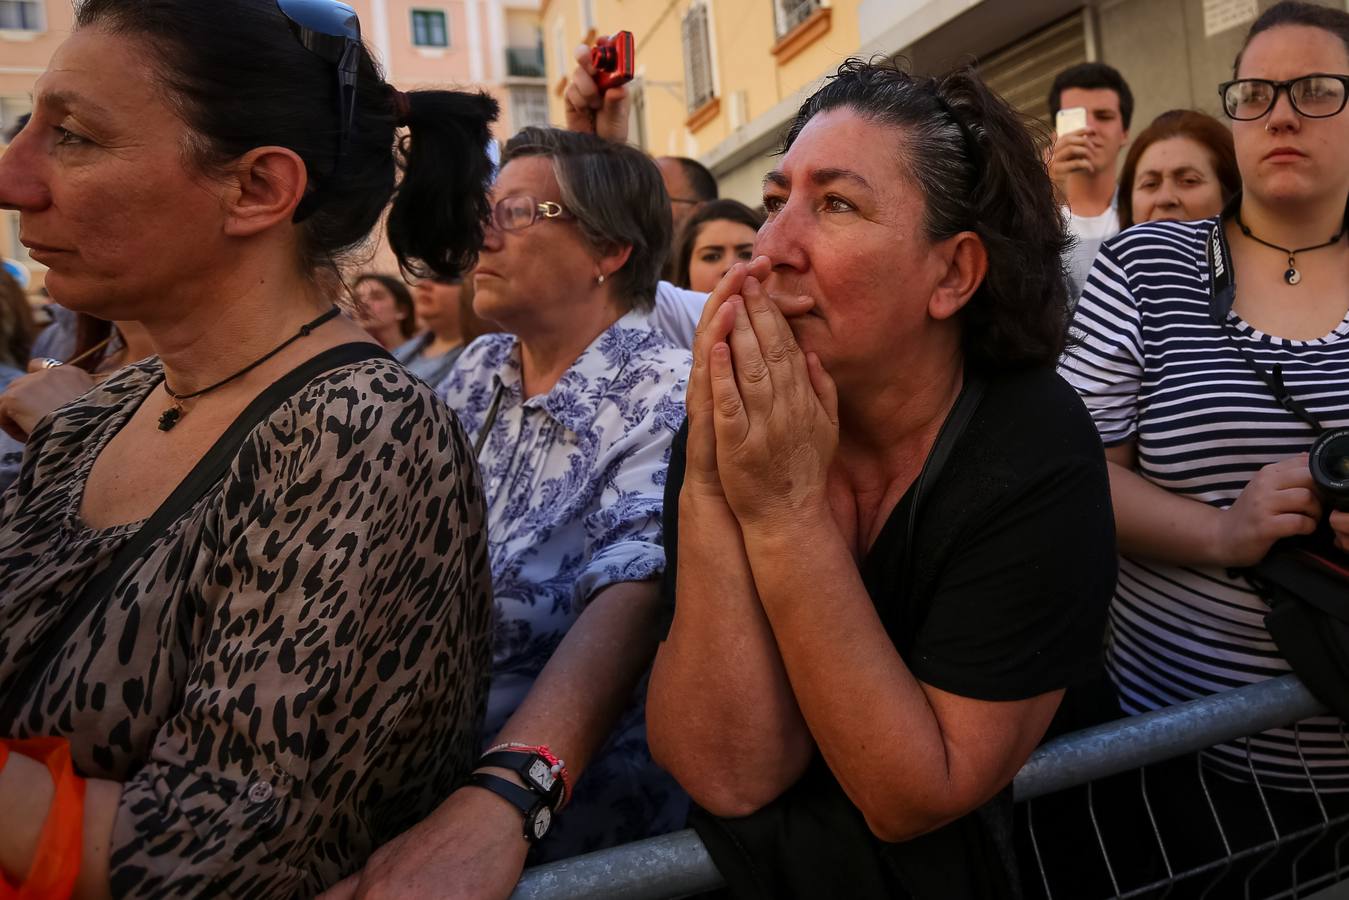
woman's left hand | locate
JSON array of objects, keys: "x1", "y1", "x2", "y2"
[
  {"x1": 1331, "y1": 508, "x2": 1349, "y2": 554},
  {"x1": 318, "y1": 786, "x2": 529, "y2": 900},
  {"x1": 707, "y1": 272, "x2": 838, "y2": 531}
]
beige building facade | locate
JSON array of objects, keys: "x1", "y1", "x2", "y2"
[
  {"x1": 540, "y1": 0, "x2": 1349, "y2": 207},
  {"x1": 0, "y1": 0, "x2": 548, "y2": 290}
]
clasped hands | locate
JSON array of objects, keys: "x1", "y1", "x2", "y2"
[{"x1": 684, "y1": 255, "x2": 838, "y2": 532}]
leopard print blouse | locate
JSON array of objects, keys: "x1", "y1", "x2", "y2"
[{"x1": 0, "y1": 355, "x2": 494, "y2": 898}]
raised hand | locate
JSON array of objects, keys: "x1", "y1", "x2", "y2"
[
  {"x1": 563, "y1": 43, "x2": 630, "y2": 143},
  {"x1": 706, "y1": 269, "x2": 838, "y2": 531}
]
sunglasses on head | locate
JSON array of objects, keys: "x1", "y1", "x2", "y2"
[{"x1": 276, "y1": 0, "x2": 362, "y2": 172}]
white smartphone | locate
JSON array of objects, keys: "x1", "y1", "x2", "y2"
[{"x1": 1055, "y1": 106, "x2": 1088, "y2": 136}]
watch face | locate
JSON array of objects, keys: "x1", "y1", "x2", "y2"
[
  {"x1": 530, "y1": 805, "x2": 552, "y2": 840},
  {"x1": 527, "y1": 758, "x2": 557, "y2": 793}
]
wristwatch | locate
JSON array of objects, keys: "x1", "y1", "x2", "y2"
[
  {"x1": 468, "y1": 772, "x2": 553, "y2": 842},
  {"x1": 478, "y1": 749, "x2": 564, "y2": 809}
]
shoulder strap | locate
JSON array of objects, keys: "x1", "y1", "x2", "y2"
[
  {"x1": 903, "y1": 373, "x2": 987, "y2": 583},
  {"x1": 0, "y1": 342, "x2": 392, "y2": 730}
]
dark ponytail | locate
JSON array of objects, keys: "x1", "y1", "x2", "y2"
[
  {"x1": 74, "y1": 0, "x2": 497, "y2": 282},
  {"x1": 387, "y1": 90, "x2": 498, "y2": 281},
  {"x1": 784, "y1": 59, "x2": 1070, "y2": 372}
]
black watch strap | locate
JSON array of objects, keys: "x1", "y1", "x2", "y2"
[
  {"x1": 468, "y1": 772, "x2": 551, "y2": 842},
  {"x1": 478, "y1": 750, "x2": 562, "y2": 807}
]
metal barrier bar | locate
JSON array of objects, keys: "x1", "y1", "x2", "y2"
[
  {"x1": 510, "y1": 829, "x2": 723, "y2": 900},
  {"x1": 511, "y1": 675, "x2": 1332, "y2": 900},
  {"x1": 1014, "y1": 675, "x2": 1327, "y2": 801}
]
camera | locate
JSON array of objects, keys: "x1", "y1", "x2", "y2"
[
  {"x1": 590, "y1": 31, "x2": 635, "y2": 92},
  {"x1": 1310, "y1": 427, "x2": 1349, "y2": 510}
]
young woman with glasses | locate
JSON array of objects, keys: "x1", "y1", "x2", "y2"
[
  {"x1": 1061, "y1": 2, "x2": 1349, "y2": 893},
  {"x1": 0, "y1": 0, "x2": 497, "y2": 895}
]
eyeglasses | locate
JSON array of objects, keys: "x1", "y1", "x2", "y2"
[
  {"x1": 1219, "y1": 74, "x2": 1349, "y2": 121},
  {"x1": 490, "y1": 196, "x2": 575, "y2": 232},
  {"x1": 276, "y1": 0, "x2": 362, "y2": 167}
]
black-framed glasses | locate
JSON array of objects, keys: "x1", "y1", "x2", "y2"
[
  {"x1": 490, "y1": 196, "x2": 574, "y2": 232},
  {"x1": 1219, "y1": 74, "x2": 1349, "y2": 121},
  {"x1": 277, "y1": 0, "x2": 362, "y2": 167}
]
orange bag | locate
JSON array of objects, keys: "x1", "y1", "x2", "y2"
[{"x1": 0, "y1": 738, "x2": 85, "y2": 900}]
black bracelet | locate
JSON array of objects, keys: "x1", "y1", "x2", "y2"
[
  {"x1": 478, "y1": 749, "x2": 564, "y2": 810},
  {"x1": 468, "y1": 772, "x2": 553, "y2": 842}
]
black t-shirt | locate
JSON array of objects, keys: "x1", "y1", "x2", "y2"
[{"x1": 660, "y1": 365, "x2": 1117, "y2": 899}]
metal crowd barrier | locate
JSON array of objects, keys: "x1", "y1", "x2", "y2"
[{"x1": 511, "y1": 675, "x2": 1341, "y2": 900}]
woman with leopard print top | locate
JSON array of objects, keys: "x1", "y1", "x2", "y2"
[{"x1": 0, "y1": 1, "x2": 496, "y2": 897}]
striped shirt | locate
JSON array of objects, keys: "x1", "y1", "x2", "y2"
[{"x1": 1060, "y1": 217, "x2": 1349, "y2": 790}]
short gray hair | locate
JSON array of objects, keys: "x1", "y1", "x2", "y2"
[{"x1": 502, "y1": 127, "x2": 671, "y2": 310}]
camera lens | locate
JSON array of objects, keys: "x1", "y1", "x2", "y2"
[{"x1": 1310, "y1": 427, "x2": 1349, "y2": 506}]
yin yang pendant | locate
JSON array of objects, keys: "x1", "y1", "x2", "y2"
[
  {"x1": 1285, "y1": 266, "x2": 1302, "y2": 286},
  {"x1": 158, "y1": 405, "x2": 183, "y2": 431}
]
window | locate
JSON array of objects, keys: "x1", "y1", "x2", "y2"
[
  {"x1": 411, "y1": 9, "x2": 449, "y2": 48},
  {"x1": 0, "y1": 96, "x2": 32, "y2": 139},
  {"x1": 553, "y1": 20, "x2": 567, "y2": 78},
  {"x1": 510, "y1": 86, "x2": 550, "y2": 132},
  {"x1": 506, "y1": 44, "x2": 546, "y2": 78},
  {"x1": 773, "y1": 0, "x2": 822, "y2": 39},
  {"x1": 0, "y1": 0, "x2": 42, "y2": 31},
  {"x1": 629, "y1": 83, "x2": 648, "y2": 151},
  {"x1": 681, "y1": 4, "x2": 715, "y2": 114}
]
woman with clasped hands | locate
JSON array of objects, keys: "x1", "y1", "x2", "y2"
[{"x1": 646, "y1": 60, "x2": 1118, "y2": 899}]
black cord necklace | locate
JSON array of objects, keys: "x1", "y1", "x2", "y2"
[
  {"x1": 1235, "y1": 210, "x2": 1345, "y2": 286},
  {"x1": 158, "y1": 306, "x2": 341, "y2": 432}
]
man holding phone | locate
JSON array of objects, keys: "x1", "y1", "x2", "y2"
[{"x1": 1047, "y1": 62, "x2": 1134, "y2": 302}]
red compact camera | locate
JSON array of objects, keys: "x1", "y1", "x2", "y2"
[{"x1": 590, "y1": 31, "x2": 635, "y2": 92}]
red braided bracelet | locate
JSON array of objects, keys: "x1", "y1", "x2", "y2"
[{"x1": 484, "y1": 742, "x2": 572, "y2": 809}]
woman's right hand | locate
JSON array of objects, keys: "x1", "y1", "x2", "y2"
[
  {"x1": 0, "y1": 362, "x2": 97, "y2": 443},
  {"x1": 563, "y1": 44, "x2": 630, "y2": 142},
  {"x1": 1212, "y1": 455, "x2": 1323, "y2": 567},
  {"x1": 320, "y1": 785, "x2": 530, "y2": 900},
  {"x1": 684, "y1": 259, "x2": 770, "y2": 503}
]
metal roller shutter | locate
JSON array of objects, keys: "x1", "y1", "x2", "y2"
[{"x1": 976, "y1": 11, "x2": 1089, "y2": 126}]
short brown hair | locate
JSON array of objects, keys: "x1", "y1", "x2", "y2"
[
  {"x1": 1117, "y1": 110, "x2": 1240, "y2": 230},
  {"x1": 502, "y1": 128, "x2": 671, "y2": 311}
]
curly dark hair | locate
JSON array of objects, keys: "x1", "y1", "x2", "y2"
[
  {"x1": 673, "y1": 199, "x2": 764, "y2": 289},
  {"x1": 784, "y1": 59, "x2": 1071, "y2": 373}
]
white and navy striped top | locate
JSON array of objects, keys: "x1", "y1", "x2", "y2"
[{"x1": 1061, "y1": 217, "x2": 1349, "y2": 790}]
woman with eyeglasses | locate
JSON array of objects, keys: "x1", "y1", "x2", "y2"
[
  {"x1": 0, "y1": 0, "x2": 495, "y2": 896},
  {"x1": 1061, "y1": 1, "x2": 1349, "y2": 892},
  {"x1": 326, "y1": 126, "x2": 690, "y2": 898}
]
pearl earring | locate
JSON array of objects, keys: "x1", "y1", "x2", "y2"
[{"x1": 597, "y1": 274, "x2": 606, "y2": 285}]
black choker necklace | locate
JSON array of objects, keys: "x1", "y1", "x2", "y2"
[
  {"x1": 1235, "y1": 210, "x2": 1346, "y2": 286},
  {"x1": 158, "y1": 306, "x2": 341, "y2": 431}
]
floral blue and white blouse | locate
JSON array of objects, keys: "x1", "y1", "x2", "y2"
[{"x1": 436, "y1": 308, "x2": 692, "y2": 861}]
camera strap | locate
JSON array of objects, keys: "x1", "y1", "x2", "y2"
[{"x1": 1206, "y1": 205, "x2": 1325, "y2": 435}]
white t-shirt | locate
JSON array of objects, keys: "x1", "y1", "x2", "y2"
[
  {"x1": 1063, "y1": 195, "x2": 1119, "y2": 304},
  {"x1": 651, "y1": 281, "x2": 707, "y2": 350}
]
